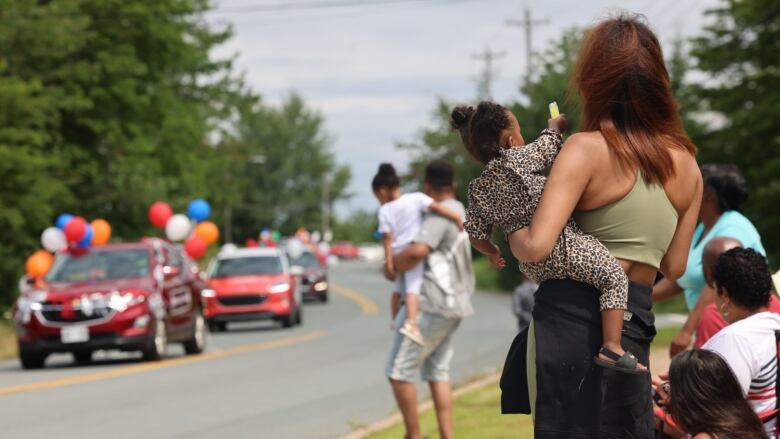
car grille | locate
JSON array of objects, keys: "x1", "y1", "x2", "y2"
[
  {"x1": 218, "y1": 295, "x2": 266, "y2": 306},
  {"x1": 39, "y1": 301, "x2": 113, "y2": 324}
]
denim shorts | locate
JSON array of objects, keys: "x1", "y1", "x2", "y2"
[{"x1": 385, "y1": 306, "x2": 461, "y2": 382}]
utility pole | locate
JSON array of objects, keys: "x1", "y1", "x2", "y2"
[
  {"x1": 507, "y1": 7, "x2": 550, "y2": 88},
  {"x1": 471, "y1": 48, "x2": 505, "y2": 100}
]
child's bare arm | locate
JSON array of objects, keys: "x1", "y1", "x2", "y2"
[
  {"x1": 429, "y1": 202, "x2": 464, "y2": 230},
  {"x1": 470, "y1": 237, "x2": 506, "y2": 269},
  {"x1": 382, "y1": 232, "x2": 395, "y2": 277}
]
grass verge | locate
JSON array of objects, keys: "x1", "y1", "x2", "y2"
[
  {"x1": 0, "y1": 319, "x2": 17, "y2": 360},
  {"x1": 473, "y1": 258, "x2": 503, "y2": 292}
]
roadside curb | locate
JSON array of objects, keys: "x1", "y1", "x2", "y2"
[{"x1": 342, "y1": 372, "x2": 501, "y2": 439}]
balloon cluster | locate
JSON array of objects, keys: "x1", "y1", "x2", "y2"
[
  {"x1": 148, "y1": 199, "x2": 219, "y2": 261},
  {"x1": 26, "y1": 214, "x2": 113, "y2": 277}
]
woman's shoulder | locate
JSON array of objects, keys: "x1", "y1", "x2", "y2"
[{"x1": 692, "y1": 433, "x2": 715, "y2": 439}]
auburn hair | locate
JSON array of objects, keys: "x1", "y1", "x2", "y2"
[{"x1": 572, "y1": 13, "x2": 696, "y2": 184}]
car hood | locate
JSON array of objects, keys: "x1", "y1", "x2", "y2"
[
  {"x1": 44, "y1": 277, "x2": 155, "y2": 297},
  {"x1": 208, "y1": 274, "x2": 288, "y2": 294}
]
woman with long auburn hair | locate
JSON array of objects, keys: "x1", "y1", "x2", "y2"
[{"x1": 508, "y1": 13, "x2": 703, "y2": 438}]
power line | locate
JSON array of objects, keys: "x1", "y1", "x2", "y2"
[
  {"x1": 472, "y1": 48, "x2": 506, "y2": 100},
  {"x1": 506, "y1": 6, "x2": 550, "y2": 89}
]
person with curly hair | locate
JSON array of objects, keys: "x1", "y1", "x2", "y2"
[{"x1": 654, "y1": 247, "x2": 780, "y2": 437}]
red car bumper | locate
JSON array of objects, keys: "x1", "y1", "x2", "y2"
[{"x1": 203, "y1": 293, "x2": 292, "y2": 322}]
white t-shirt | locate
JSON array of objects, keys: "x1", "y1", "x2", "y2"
[
  {"x1": 703, "y1": 311, "x2": 780, "y2": 435},
  {"x1": 378, "y1": 192, "x2": 433, "y2": 251}
]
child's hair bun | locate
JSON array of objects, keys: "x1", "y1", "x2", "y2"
[
  {"x1": 377, "y1": 163, "x2": 397, "y2": 177},
  {"x1": 450, "y1": 106, "x2": 475, "y2": 130}
]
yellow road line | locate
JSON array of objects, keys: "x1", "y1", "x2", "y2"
[
  {"x1": 0, "y1": 331, "x2": 326, "y2": 397},
  {"x1": 331, "y1": 284, "x2": 379, "y2": 315}
]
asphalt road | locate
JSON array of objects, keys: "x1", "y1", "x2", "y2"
[{"x1": 0, "y1": 261, "x2": 517, "y2": 439}]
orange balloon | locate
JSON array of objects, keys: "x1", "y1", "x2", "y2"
[
  {"x1": 91, "y1": 219, "x2": 112, "y2": 246},
  {"x1": 194, "y1": 221, "x2": 219, "y2": 246},
  {"x1": 25, "y1": 250, "x2": 53, "y2": 277}
]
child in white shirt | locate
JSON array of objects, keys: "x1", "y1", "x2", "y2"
[{"x1": 372, "y1": 163, "x2": 463, "y2": 345}]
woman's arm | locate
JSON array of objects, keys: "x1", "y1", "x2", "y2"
[
  {"x1": 510, "y1": 133, "x2": 594, "y2": 263},
  {"x1": 659, "y1": 162, "x2": 703, "y2": 280},
  {"x1": 670, "y1": 285, "x2": 716, "y2": 357},
  {"x1": 653, "y1": 278, "x2": 683, "y2": 303}
]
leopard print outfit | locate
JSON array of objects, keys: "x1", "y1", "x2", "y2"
[{"x1": 465, "y1": 129, "x2": 628, "y2": 311}]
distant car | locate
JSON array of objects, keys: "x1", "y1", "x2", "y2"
[
  {"x1": 330, "y1": 241, "x2": 359, "y2": 260},
  {"x1": 290, "y1": 250, "x2": 329, "y2": 302},
  {"x1": 357, "y1": 243, "x2": 384, "y2": 263},
  {"x1": 203, "y1": 247, "x2": 302, "y2": 331},
  {"x1": 13, "y1": 239, "x2": 207, "y2": 370}
]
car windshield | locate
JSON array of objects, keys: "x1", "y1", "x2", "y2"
[
  {"x1": 46, "y1": 249, "x2": 150, "y2": 282},
  {"x1": 291, "y1": 252, "x2": 319, "y2": 269},
  {"x1": 212, "y1": 256, "x2": 283, "y2": 278}
]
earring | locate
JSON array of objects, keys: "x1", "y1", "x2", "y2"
[{"x1": 720, "y1": 302, "x2": 730, "y2": 318}]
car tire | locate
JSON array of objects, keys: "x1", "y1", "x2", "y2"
[
  {"x1": 142, "y1": 318, "x2": 167, "y2": 361},
  {"x1": 319, "y1": 292, "x2": 329, "y2": 303},
  {"x1": 73, "y1": 351, "x2": 93, "y2": 365},
  {"x1": 209, "y1": 321, "x2": 227, "y2": 332},
  {"x1": 19, "y1": 350, "x2": 46, "y2": 370},
  {"x1": 183, "y1": 312, "x2": 206, "y2": 355},
  {"x1": 280, "y1": 312, "x2": 294, "y2": 328}
]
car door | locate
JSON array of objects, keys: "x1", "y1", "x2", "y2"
[{"x1": 161, "y1": 244, "x2": 194, "y2": 340}]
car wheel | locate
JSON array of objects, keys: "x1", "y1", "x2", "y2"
[
  {"x1": 73, "y1": 351, "x2": 93, "y2": 365},
  {"x1": 209, "y1": 321, "x2": 227, "y2": 332},
  {"x1": 280, "y1": 312, "x2": 294, "y2": 328},
  {"x1": 319, "y1": 292, "x2": 329, "y2": 303},
  {"x1": 142, "y1": 318, "x2": 167, "y2": 361},
  {"x1": 19, "y1": 350, "x2": 46, "y2": 370},
  {"x1": 183, "y1": 312, "x2": 206, "y2": 355}
]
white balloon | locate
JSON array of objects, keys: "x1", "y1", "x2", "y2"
[
  {"x1": 221, "y1": 243, "x2": 238, "y2": 253},
  {"x1": 165, "y1": 214, "x2": 191, "y2": 242},
  {"x1": 286, "y1": 238, "x2": 305, "y2": 260},
  {"x1": 41, "y1": 227, "x2": 66, "y2": 252},
  {"x1": 311, "y1": 230, "x2": 322, "y2": 243}
]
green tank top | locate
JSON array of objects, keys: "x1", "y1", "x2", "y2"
[{"x1": 573, "y1": 173, "x2": 678, "y2": 269}]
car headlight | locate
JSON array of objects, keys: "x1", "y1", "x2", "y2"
[
  {"x1": 268, "y1": 282, "x2": 290, "y2": 294},
  {"x1": 313, "y1": 281, "x2": 328, "y2": 292},
  {"x1": 201, "y1": 288, "x2": 217, "y2": 298},
  {"x1": 107, "y1": 291, "x2": 145, "y2": 312}
]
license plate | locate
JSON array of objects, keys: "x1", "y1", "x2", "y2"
[{"x1": 61, "y1": 326, "x2": 89, "y2": 344}]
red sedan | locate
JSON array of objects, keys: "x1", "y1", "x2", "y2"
[
  {"x1": 13, "y1": 239, "x2": 207, "y2": 369},
  {"x1": 203, "y1": 247, "x2": 302, "y2": 331},
  {"x1": 329, "y1": 241, "x2": 359, "y2": 260}
]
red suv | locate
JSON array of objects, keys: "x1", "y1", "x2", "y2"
[
  {"x1": 203, "y1": 247, "x2": 302, "y2": 331},
  {"x1": 13, "y1": 239, "x2": 207, "y2": 369}
]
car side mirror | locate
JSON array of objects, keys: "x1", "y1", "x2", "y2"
[
  {"x1": 290, "y1": 266, "x2": 304, "y2": 277},
  {"x1": 162, "y1": 265, "x2": 181, "y2": 279}
]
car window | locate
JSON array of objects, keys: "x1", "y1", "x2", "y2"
[
  {"x1": 291, "y1": 252, "x2": 319, "y2": 268},
  {"x1": 163, "y1": 245, "x2": 183, "y2": 269},
  {"x1": 211, "y1": 256, "x2": 283, "y2": 278},
  {"x1": 46, "y1": 249, "x2": 150, "y2": 282}
]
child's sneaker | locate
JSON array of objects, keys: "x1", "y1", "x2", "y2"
[{"x1": 400, "y1": 320, "x2": 424, "y2": 346}]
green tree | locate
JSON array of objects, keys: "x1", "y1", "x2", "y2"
[
  {"x1": 228, "y1": 94, "x2": 352, "y2": 242},
  {"x1": 690, "y1": 0, "x2": 780, "y2": 263}
]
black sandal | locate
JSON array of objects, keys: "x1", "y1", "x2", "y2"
[{"x1": 594, "y1": 347, "x2": 649, "y2": 375}]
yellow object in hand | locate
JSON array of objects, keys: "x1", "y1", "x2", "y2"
[{"x1": 549, "y1": 101, "x2": 560, "y2": 118}]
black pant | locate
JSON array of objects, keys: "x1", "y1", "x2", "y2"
[{"x1": 530, "y1": 279, "x2": 656, "y2": 439}]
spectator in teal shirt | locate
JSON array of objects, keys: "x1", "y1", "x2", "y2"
[{"x1": 653, "y1": 164, "x2": 765, "y2": 357}]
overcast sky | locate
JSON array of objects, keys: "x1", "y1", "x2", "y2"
[{"x1": 208, "y1": 0, "x2": 721, "y2": 217}]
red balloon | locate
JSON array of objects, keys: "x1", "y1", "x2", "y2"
[
  {"x1": 64, "y1": 217, "x2": 88, "y2": 243},
  {"x1": 245, "y1": 238, "x2": 258, "y2": 248},
  {"x1": 148, "y1": 202, "x2": 173, "y2": 229},
  {"x1": 184, "y1": 236, "x2": 207, "y2": 260}
]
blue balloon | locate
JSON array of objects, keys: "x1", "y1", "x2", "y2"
[
  {"x1": 187, "y1": 199, "x2": 211, "y2": 222},
  {"x1": 78, "y1": 224, "x2": 94, "y2": 248},
  {"x1": 373, "y1": 229, "x2": 384, "y2": 241},
  {"x1": 55, "y1": 213, "x2": 74, "y2": 230}
]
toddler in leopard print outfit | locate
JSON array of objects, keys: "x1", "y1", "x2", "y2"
[{"x1": 453, "y1": 101, "x2": 645, "y2": 374}]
